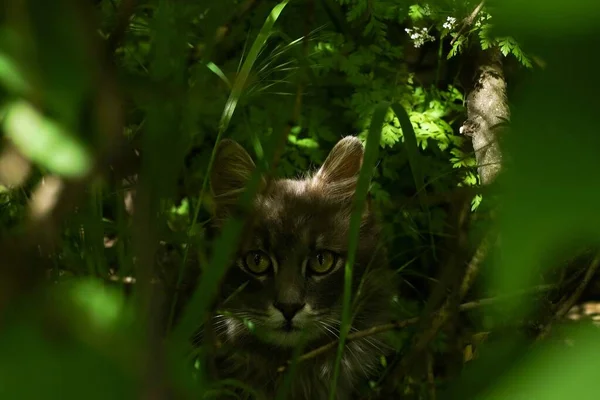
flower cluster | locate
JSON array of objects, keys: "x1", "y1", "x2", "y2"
[
  {"x1": 405, "y1": 27, "x2": 435, "y2": 48},
  {"x1": 443, "y1": 16, "x2": 457, "y2": 31}
]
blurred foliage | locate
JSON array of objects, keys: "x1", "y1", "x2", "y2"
[{"x1": 0, "y1": 0, "x2": 600, "y2": 399}]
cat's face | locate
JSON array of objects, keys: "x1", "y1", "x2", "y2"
[{"x1": 209, "y1": 137, "x2": 387, "y2": 348}]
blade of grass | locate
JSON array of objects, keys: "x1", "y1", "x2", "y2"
[
  {"x1": 205, "y1": 61, "x2": 231, "y2": 89},
  {"x1": 195, "y1": 0, "x2": 289, "y2": 224},
  {"x1": 328, "y1": 101, "x2": 386, "y2": 400},
  {"x1": 166, "y1": 0, "x2": 290, "y2": 334},
  {"x1": 219, "y1": 0, "x2": 289, "y2": 132},
  {"x1": 391, "y1": 103, "x2": 424, "y2": 197},
  {"x1": 390, "y1": 102, "x2": 436, "y2": 259},
  {"x1": 170, "y1": 169, "x2": 263, "y2": 392}
]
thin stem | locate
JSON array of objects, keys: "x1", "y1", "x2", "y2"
[
  {"x1": 278, "y1": 284, "x2": 554, "y2": 372},
  {"x1": 537, "y1": 254, "x2": 600, "y2": 340}
]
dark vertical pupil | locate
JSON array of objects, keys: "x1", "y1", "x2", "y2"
[
  {"x1": 254, "y1": 253, "x2": 261, "y2": 266},
  {"x1": 317, "y1": 253, "x2": 324, "y2": 265}
]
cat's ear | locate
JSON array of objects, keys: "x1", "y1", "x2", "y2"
[
  {"x1": 316, "y1": 136, "x2": 364, "y2": 183},
  {"x1": 314, "y1": 136, "x2": 364, "y2": 200},
  {"x1": 210, "y1": 139, "x2": 256, "y2": 207}
]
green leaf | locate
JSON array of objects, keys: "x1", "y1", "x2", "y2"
[
  {"x1": 2, "y1": 101, "x2": 92, "y2": 177},
  {"x1": 295, "y1": 138, "x2": 319, "y2": 149},
  {"x1": 448, "y1": 35, "x2": 465, "y2": 59},
  {"x1": 519, "y1": 52, "x2": 533, "y2": 68},
  {"x1": 478, "y1": 23, "x2": 494, "y2": 50},
  {"x1": 499, "y1": 38, "x2": 512, "y2": 56},
  {"x1": 409, "y1": 4, "x2": 429, "y2": 21},
  {"x1": 205, "y1": 61, "x2": 231, "y2": 89},
  {"x1": 510, "y1": 42, "x2": 534, "y2": 69}
]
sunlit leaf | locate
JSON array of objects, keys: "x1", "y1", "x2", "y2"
[
  {"x1": 205, "y1": 61, "x2": 231, "y2": 89},
  {"x1": 295, "y1": 138, "x2": 319, "y2": 149},
  {"x1": 69, "y1": 280, "x2": 126, "y2": 331},
  {"x1": 3, "y1": 101, "x2": 92, "y2": 177}
]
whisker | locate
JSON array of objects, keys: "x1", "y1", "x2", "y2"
[{"x1": 319, "y1": 321, "x2": 340, "y2": 340}]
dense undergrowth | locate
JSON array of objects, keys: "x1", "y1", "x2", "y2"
[{"x1": 1, "y1": 0, "x2": 600, "y2": 399}]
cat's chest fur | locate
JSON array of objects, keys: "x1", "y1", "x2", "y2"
[{"x1": 213, "y1": 338, "x2": 382, "y2": 400}]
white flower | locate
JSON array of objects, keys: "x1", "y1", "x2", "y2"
[
  {"x1": 405, "y1": 27, "x2": 435, "y2": 48},
  {"x1": 443, "y1": 16, "x2": 457, "y2": 30}
]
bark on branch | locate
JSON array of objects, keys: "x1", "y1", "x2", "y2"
[{"x1": 460, "y1": 48, "x2": 510, "y2": 185}]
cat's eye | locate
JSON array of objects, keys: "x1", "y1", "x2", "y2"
[
  {"x1": 243, "y1": 251, "x2": 272, "y2": 275},
  {"x1": 308, "y1": 250, "x2": 338, "y2": 275}
]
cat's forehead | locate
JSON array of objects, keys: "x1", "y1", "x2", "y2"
[
  {"x1": 268, "y1": 178, "x2": 308, "y2": 198},
  {"x1": 257, "y1": 178, "x2": 331, "y2": 216},
  {"x1": 250, "y1": 178, "x2": 348, "y2": 246}
]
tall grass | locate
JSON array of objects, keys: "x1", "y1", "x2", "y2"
[{"x1": 1, "y1": 0, "x2": 600, "y2": 399}]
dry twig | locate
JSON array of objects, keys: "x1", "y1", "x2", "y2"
[
  {"x1": 537, "y1": 254, "x2": 600, "y2": 340},
  {"x1": 277, "y1": 283, "x2": 553, "y2": 372},
  {"x1": 450, "y1": 1, "x2": 486, "y2": 45}
]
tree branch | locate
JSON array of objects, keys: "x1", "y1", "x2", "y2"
[
  {"x1": 451, "y1": 1, "x2": 486, "y2": 45},
  {"x1": 460, "y1": 47, "x2": 509, "y2": 185},
  {"x1": 537, "y1": 254, "x2": 600, "y2": 340}
]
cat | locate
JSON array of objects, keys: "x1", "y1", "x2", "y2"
[{"x1": 203, "y1": 136, "x2": 398, "y2": 399}]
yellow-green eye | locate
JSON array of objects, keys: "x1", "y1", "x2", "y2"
[
  {"x1": 244, "y1": 251, "x2": 272, "y2": 275},
  {"x1": 308, "y1": 251, "x2": 337, "y2": 274}
]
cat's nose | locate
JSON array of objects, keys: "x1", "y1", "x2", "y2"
[{"x1": 273, "y1": 301, "x2": 305, "y2": 321}]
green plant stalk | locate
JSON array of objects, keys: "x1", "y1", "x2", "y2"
[
  {"x1": 329, "y1": 102, "x2": 426, "y2": 398},
  {"x1": 205, "y1": 61, "x2": 232, "y2": 89},
  {"x1": 328, "y1": 102, "x2": 385, "y2": 400},
  {"x1": 390, "y1": 102, "x2": 425, "y2": 213},
  {"x1": 391, "y1": 102, "x2": 436, "y2": 258},
  {"x1": 166, "y1": 0, "x2": 290, "y2": 333},
  {"x1": 435, "y1": 38, "x2": 444, "y2": 86}
]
